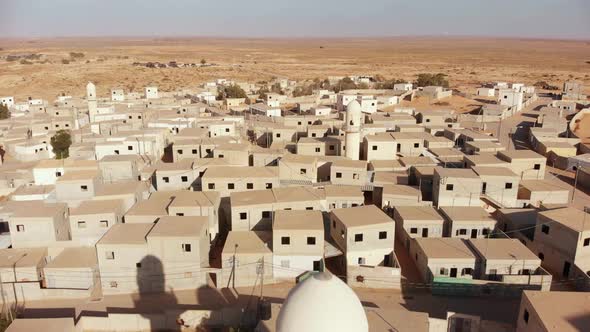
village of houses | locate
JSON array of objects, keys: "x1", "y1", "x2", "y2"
[{"x1": 0, "y1": 75, "x2": 588, "y2": 332}]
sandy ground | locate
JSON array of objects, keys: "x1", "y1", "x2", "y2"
[{"x1": 1, "y1": 37, "x2": 589, "y2": 101}]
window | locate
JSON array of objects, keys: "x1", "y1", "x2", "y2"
[
  {"x1": 414, "y1": 143, "x2": 420, "y2": 148},
  {"x1": 55, "y1": 171, "x2": 62, "y2": 177},
  {"x1": 329, "y1": 145, "x2": 335, "y2": 151},
  {"x1": 336, "y1": 172, "x2": 342, "y2": 178},
  {"x1": 358, "y1": 257, "x2": 366, "y2": 265},
  {"x1": 541, "y1": 225, "x2": 550, "y2": 234},
  {"x1": 136, "y1": 262, "x2": 142, "y2": 268},
  {"x1": 439, "y1": 268, "x2": 448, "y2": 275},
  {"x1": 332, "y1": 220, "x2": 336, "y2": 228},
  {"x1": 462, "y1": 268, "x2": 473, "y2": 276},
  {"x1": 300, "y1": 168, "x2": 307, "y2": 174},
  {"x1": 177, "y1": 149, "x2": 183, "y2": 155},
  {"x1": 225, "y1": 128, "x2": 230, "y2": 132},
  {"x1": 100, "y1": 220, "x2": 109, "y2": 228},
  {"x1": 505, "y1": 183, "x2": 513, "y2": 189},
  {"x1": 353, "y1": 173, "x2": 359, "y2": 180},
  {"x1": 192, "y1": 149, "x2": 198, "y2": 154},
  {"x1": 228, "y1": 183, "x2": 235, "y2": 189},
  {"x1": 372, "y1": 145, "x2": 378, "y2": 151},
  {"x1": 181, "y1": 176, "x2": 188, "y2": 182},
  {"x1": 379, "y1": 231, "x2": 387, "y2": 239},
  {"x1": 354, "y1": 233, "x2": 363, "y2": 242},
  {"x1": 247, "y1": 183, "x2": 253, "y2": 189},
  {"x1": 127, "y1": 146, "x2": 133, "y2": 151},
  {"x1": 533, "y1": 164, "x2": 541, "y2": 170},
  {"x1": 276, "y1": 133, "x2": 281, "y2": 138},
  {"x1": 410, "y1": 228, "x2": 418, "y2": 234},
  {"x1": 176, "y1": 213, "x2": 184, "y2": 216},
  {"x1": 426, "y1": 119, "x2": 431, "y2": 123},
  {"x1": 218, "y1": 154, "x2": 224, "y2": 158},
  {"x1": 266, "y1": 183, "x2": 273, "y2": 189},
  {"x1": 482, "y1": 228, "x2": 490, "y2": 236},
  {"x1": 315, "y1": 147, "x2": 320, "y2": 153},
  {"x1": 77, "y1": 221, "x2": 87, "y2": 229},
  {"x1": 281, "y1": 236, "x2": 290, "y2": 245},
  {"x1": 114, "y1": 150, "x2": 120, "y2": 155},
  {"x1": 110, "y1": 281, "x2": 118, "y2": 288},
  {"x1": 307, "y1": 237, "x2": 316, "y2": 245},
  {"x1": 523, "y1": 310, "x2": 529, "y2": 323},
  {"x1": 584, "y1": 238, "x2": 590, "y2": 247},
  {"x1": 105, "y1": 251, "x2": 115, "y2": 260},
  {"x1": 240, "y1": 212, "x2": 247, "y2": 220},
  {"x1": 182, "y1": 243, "x2": 192, "y2": 252},
  {"x1": 311, "y1": 133, "x2": 316, "y2": 138},
  {"x1": 262, "y1": 211, "x2": 271, "y2": 218},
  {"x1": 16, "y1": 225, "x2": 25, "y2": 232},
  {"x1": 446, "y1": 184, "x2": 454, "y2": 191},
  {"x1": 208, "y1": 183, "x2": 215, "y2": 190},
  {"x1": 162, "y1": 177, "x2": 169, "y2": 183},
  {"x1": 457, "y1": 229, "x2": 467, "y2": 235}
]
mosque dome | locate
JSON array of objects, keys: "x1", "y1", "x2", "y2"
[
  {"x1": 346, "y1": 100, "x2": 362, "y2": 128},
  {"x1": 276, "y1": 272, "x2": 369, "y2": 332}
]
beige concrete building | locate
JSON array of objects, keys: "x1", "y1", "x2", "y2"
[
  {"x1": 411, "y1": 237, "x2": 476, "y2": 283},
  {"x1": 7, "y1": 201, "x2": 70, "y2": 248},
  {"x1": 202, "y1": 166, "x2": 279, "y2": 197},
  {"x1": 534, "y1": 207, "x2": 590, "y2": 279},
  {"x1": 330, "y1": 205, "x2": 395, "y2": 267},
  {"x1": 154, "y1": 160, "x2": 198, "y2": 191},
  {"x1": 516, "y1": 291, "x2": 590, "y2": 332},
  {"x1": 220, "y1": 231, "x2": 273, "y2": 288},
  {"x1": 497, "y1": 150, "x2": 546, "y2": 180},
  {"x1": 473, "y1": 166, "x2": 520, "y2": 208},
  {"x1": 440, "y1": 206, "x2": 496, "y2": 239},
  {"x1": 55, "y1": 170, "x2": 103, "y2": 204},
  {"x1": 272, "y1": 210, "x2": 324, "y2": 279},
  {"x1": 43, "y1": 247, "x2": 98, "y2": 290},
  {"x1": 278, "y1": 154, "x2": 318, "y2": 184},
  {"x1": 69, "y1": 199, "x2": 124, "y2": 246},
  {"x1": 433, "y1": 167, "x2": 483, "y2": 207},
  {"x1": 99, "y1": 155, "x2": 144, "y2": 182},
  {"x1": 330, "y1": 159, "x2": 367, "y2": 186},
  {"x1": 393, "y1": 206, "x2": 444, "y2": 248}
]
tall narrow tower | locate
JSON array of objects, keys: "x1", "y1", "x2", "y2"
[
  {"x1": 86, "y1": 82, "x2": 97, "y2": 123},
  {"x1": 344, "y1": 100, "x2": 361, "y2": 160}
]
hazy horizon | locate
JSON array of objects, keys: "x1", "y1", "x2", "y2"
[{"x1": 1, "y1": 0, "x2": 589, "y2": 40}]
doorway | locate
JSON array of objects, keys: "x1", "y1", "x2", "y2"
[
  {"x1": 450, "y1": 268, "x2": 458, "y2": 278},
  {"x1": 422, "y1": 228, "x2": 429, "y2": 238},
  {"x1": 563, "y1": 261, "x2": 571, "y2": 278},
  {"x1": 470, "y1": 229, "x2": 478, "y2": 239}
]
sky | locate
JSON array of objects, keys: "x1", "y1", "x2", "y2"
[{"x1": 1, "y1": 0, "x2": 589, "y2": 39}]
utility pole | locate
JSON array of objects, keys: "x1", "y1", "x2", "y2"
[{"x1": 0, "y1": 268, "x2": 12, "y2": 322}]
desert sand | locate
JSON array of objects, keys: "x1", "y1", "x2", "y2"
[{"x1": 0, "y1": 37, "x2": 589, "y2": 102}]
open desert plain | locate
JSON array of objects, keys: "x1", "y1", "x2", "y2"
[{"x1": 1, "y1": 37, "x2": 589, "y2": 102}]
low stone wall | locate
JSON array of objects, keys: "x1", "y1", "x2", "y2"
[{"x1": 346, "y1": 264, "x2": 401, "y2": 289}]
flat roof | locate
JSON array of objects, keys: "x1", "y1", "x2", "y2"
[
  {"x1": 331, "y1": 159, "x2": 367, "y2": 169},
  {"x1": 203, "y1": 166, "x2": 278, "y2": 178},
  {"x1": 395, "y1": 206, "x2": 443, "y2": 222},
  {"x1": 273, "y1": 210, "x2": 323, "y2": 230},
  {"x1": 434, "y1": 166, "x2": 479, "y2": 179},
  {"x1": 440, "y1": 206, "x2": 495, "y2": 223},
  {"x1": 472, "y1": 166, "x2": 518, "y2": 177},
  {"x1": 523, "y1": 291, "x2": 590, "y2": 332},
  {"x1": 6, "y1": 318, "x2": 75, "y2": 332},
  {"x1": 538, "y1": 207, "x2": 590, "y2": 232},
  {"x1": 323, "y1": 185, "x2": 363, "y2": 198},
  {"x1": 57, "y1": 170, "x2": 99, "y2": 181},
  {"x1": 0, "y1": 247, "x2": 47, "y2": 269},
  {"x1": 69, "y1": 199, "x2": 123, "y2": 215},
  {"x1": 415, "y1": 238, "x2": 476, "y2": 259},
  {"x1": 331, "y1": 205, "x2": 393, "y2": 228},
  {"x1": 98, "y1": 223, "x2": 153, "y2": 245},
  {"x1": 272, "y1": 187, "x2": 325, "y2": 203},
  {"x1": 520, "y1": 179, "x2": 570, "y2": 193},
  {"x1": 223, "y1": 231, "x2": 272, "y2": 255},
  {"x1": 468, "y1": 238, "x2": 539, "y2": 261},
  {"x1": 45, "y1": 247, "x2": 97, "y2": 269},
  {"x1": 498, "y1": 149, "x2": 545, "y2": 160},
  {"x1": 382, "y1": 184, "x2": 421, "y2": 197},
  {"x1": 149, "y1": 216, "x2": 208, "y2": 237},
  {"x1": 231, "y1": 189, "x2": 276, "y2": 206}
]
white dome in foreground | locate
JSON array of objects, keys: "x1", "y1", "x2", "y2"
[{"x1": 276, "y1": 272, "x2": 368, "y2": 332}]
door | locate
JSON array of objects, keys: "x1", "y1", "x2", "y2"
[
  {"x1": 383, "y1": 254, "x2": 391, "y2": 267},
  {"x1": 313, "y1": 260, "x2": 321, "y2": 272},
  {"x1": 470, "y1": 229, "x2": 478, "y2": 239},
  {"x1": 482, "y1": 182, "x2": 487, "y2": 194},
  {"x1": 422, "y1": 228, "x2": 429, "y2": 238},
  {"x1": 450, "y1": 268, "x2": 458, "y2": 278},
  {"x1": 563, "y1": 261, "x2": 571, "y2": 278}
]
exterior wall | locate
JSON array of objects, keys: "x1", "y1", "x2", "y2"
[
  {"x1": 433, "y1": 174, "x2": 482, "y2": 207},
  {"x1": 33, "y1": 167, "x2": 65, "y2": 185},
  {"x1": 43, "y1": 267, "x2": 95, "y2": 289},
  {"x1": 447, "y1": 221, "x2": 496, "y2": 239},
  {"x1": 202, "y1": 176, "x2": 278, "y2": 198},
  {"x1": 412, "y1": 249, "x2": 476, "y2": 283},
  {"x1": 96, "y1": 243, "x2": 147, "y2": 294},
  {"x1": 230, "y1": 203, "x2": 274, "y2": 231},
  {"x1": 70, "y1": 212, "x2": 120, "y2": 246},
  {"x1": 363, "y1": 139, "x2": 397, "y2": 161},
  {"x1": 479, "y1": 175, "x2": 519, "y2": 207},
  {"x1": 220, "y1": 252, "x2": 273, "y2": 288},
  {"x1": 9, "y1": 215, "x2": 69, "y2": 248},
  {"x1": 330, "y1": 166, "x2": 367, "y2": 186},
  {"x1": 278, "y1": 160, "x2": 317, "y2": 183},
  {"x1": 515, "y1": 294, "x2": 547, "y2": 332},
  {"x1": 100, "y1": 161, "x2": 140, "y2": 182},
  {"x1": 55, "y1": 177, "x2": 101, "y2": 202},
  {"x1": 155, "y1": 169, "x2": 198, "y2": 191},
  {"x1": 272, "y1": 254, "x2": 322, "y2": 279}
]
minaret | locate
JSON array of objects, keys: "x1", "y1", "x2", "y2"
[
  {"x1": 86, "y1": 82, "x2": 97, "y2": 123},
  {"x1": 344, "y1": 100, "x2": 361, "y2": 160}
]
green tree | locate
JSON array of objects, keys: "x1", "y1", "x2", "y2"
[
  {"x1": 375, "y1": 78, "x2": 407, "y2": 89},
  {"x1": 217, "y1": 84, "x2": 247, "y2": 100},
  {"x1": 200, "y1": 58, "x2": 206, "y2": 65},
  {"x1": 50, "y1": 130, "x2": 72, "y2": 159},
  {"x1": 332, "y1": 77, "x2": 358, "y2": 93},
  {"x1": 0, "y1": 103, "x2": 10, "y2": 120},
  {"x1": 415, "y1": 73, "x2": 449, "y2": 88}
]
